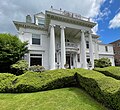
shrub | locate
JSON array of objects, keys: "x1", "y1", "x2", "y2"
[
  {"x1": 94, "y1": 66, "x2": 120, "y2": 80},
  {"x1": 14, "y1": 69, "x2": 77, "y2": 92},
  {"x1": 75, "y1": 68, "x2": 120, "y2": 110},
  {"x1": 0, "y1": 34, "x2": 28, "y2": 73},
  {"x1": 0, "y1": 73, "x2": 16, "y2": 93},
  {"x1": 94, "y1": 58, "x2": 111, "y2": 68},
  {"x1": 11, "y1": 60, "x2": 28, "y2": 75},
  {"x1": 29, "y1": 65, "x2": 45, "y2": 72}
]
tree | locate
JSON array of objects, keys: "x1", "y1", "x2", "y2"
[
  {"x1": 94, "y1": 58, "x2": 111, "y2": 68},
  {"x1": 0, "y1": 34, "x2": 28, "y2": 72}
]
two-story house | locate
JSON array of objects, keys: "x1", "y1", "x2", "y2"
[
  {"x1": 13, "y1": 7, "x2": 115, "y2": 70},
  {"x1": 110, "y1": 39, "x2": 120, "y2": 66}
]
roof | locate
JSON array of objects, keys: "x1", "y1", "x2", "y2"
[
  {"x1": 109, "y1": 39, "x2": 120, "y2": 44},
  {"x1": 13, "y1": 21, "x2": 47, "y2": 31}
]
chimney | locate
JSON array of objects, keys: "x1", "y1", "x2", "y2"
[{"x1": 26, "y1": 15, "x2": 32, "y2": 23}]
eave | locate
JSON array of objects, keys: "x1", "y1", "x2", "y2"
[
  {"x1": 13, "y1": 21, "x2": 47, "y2": 31},
  {"x1": 45, "y1": 11, "x2": 96, "y2": 28}
]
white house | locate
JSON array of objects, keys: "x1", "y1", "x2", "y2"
[{"x1": 13, "y1": 7, "x2": 115, "y2": 70}]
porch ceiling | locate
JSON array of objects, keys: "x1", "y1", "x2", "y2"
[{"x1": 55, "y1": 26, "x2": 81, "y2": 38}]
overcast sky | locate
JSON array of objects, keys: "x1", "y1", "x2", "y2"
[{"x1": 0, "y1": 0, "x2": 120, "y2": 43}]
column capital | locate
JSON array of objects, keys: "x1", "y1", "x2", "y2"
[
  {"x1": 60, "y1": 26, "x2": 66, "y2": 29},
  {"x1": 49, "y1": 24, "x2": 56, "y2": 27},
  {"x1": 80, "y1": 30, "x2": 85, "y2": 33},
  {"x1": 87, "y1": 30, "x2": 92, "y2": 34}
]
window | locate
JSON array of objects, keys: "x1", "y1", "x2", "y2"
[
  {"x1": 30, "y1": 54, "x2": 42, "y2": 66},
  {"x1": 32, "y1": 34, "x2": 41, "y2": 45},
  {"x1": 117, "y1": 42, "x2": 120, "y2": 47},
  {"x1": 38, "y1": 18, "x2": 45, "y2": 25},
  {"x1": 86, "y1": 41, "x2": 89, "y2": 49},
  {"x1": 55, "y1": 53, "x2": 57, "y2": 62},
  {"x1": 105, "y1": 46, "x2": 108, "y2": 52}
]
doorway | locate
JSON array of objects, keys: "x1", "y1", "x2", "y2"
[{"x1": 66, "y1": 54, "x2": 73, "y2": 68}]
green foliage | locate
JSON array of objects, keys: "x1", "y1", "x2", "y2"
[
  {"x1": 0, "y1": 34, "x2": 28, "y2": 72},
  {"x1": 75, "y1": 68, "x2": 120, "y2": 110},
  {"x1": 94, "y1": 58, "x2": 111, "y2": 68},
  {"x1": 11, "y1": 60, "x2": 28, "y2": 75},
  {"x1": 0, "y1": 68, "x2": 120, "y2": 109},
  {"x1": 94, "y1": 66, "x2": 120, "y2": 80},
  {"x1": 14, "y1": 69, "x2": 76, "y2": 93},
  {"x1": 0, "y1": 73, "x2": 16, "y2": 93},
  {"x1": 29, "y1": 65, "x2": 45, "y2": 72}
]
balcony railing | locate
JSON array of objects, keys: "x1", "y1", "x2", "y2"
[
  {"x1": 50, "y1": 7, "x2": 90, "y2": 22},
  {"x1": 57, "y1": 42, "x2": 78, "y2": 51}
]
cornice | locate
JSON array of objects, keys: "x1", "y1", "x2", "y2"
[
  {"x1": 45, "y1": 11, "x2": 96, "y2": 28},
  {"x1": 13, "y1": 21, "x2": 47, "y2": 31}
]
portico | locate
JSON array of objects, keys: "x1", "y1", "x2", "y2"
[{"x1": 49, "y1": 24, "x2": 94, "y2": 70}]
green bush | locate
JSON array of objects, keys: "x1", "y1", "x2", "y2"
[
  {"x1": 94, "y1": 66, "x2": 120, "y2": 80},
  {"x1": 11, "y1": 60, "x2": 28, "y2": 75},
  {"x1": 75, "y1": 68, "x2": 120, "y2": 110},
  {"x1": 0, "y1": 34, "x2": 28, "y2": 73},
  {"x1": 29, "y1": 65, "x2": 45, "y2": 72},
  {"x1": 0, "y1": 73, "x2": 16, "y2": 93},
  {"x1": 14, "y1": 69, "x2": 77, "y2": 93},
  {"x1": 94, "y1": 58, "x2": 111, "y2": 68}
]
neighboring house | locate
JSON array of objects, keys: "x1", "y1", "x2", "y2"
[
  {"x1": 13, "y1": 7, "x2": 115, "y2": 70},
  {"x1": 110, "y1": 39, "x2": 120, "y2": 66}
]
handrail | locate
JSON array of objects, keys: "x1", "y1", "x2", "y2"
[
  {"x1": 57, "y1": 42, "x2": 78, "y2": 49},
  {"x1": 50, "y1": 7, "x2": 90, "y2": 21}
]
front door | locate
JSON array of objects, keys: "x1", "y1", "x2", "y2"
[
  {"x1": 66, "y1": 55, "x2": 70, "y2": 68},
  {"x1": 66, "y1": 54, "x2": 74, "y2": 69}
]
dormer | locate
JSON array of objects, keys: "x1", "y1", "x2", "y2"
[{"x1": 34, "y1": 12, "x2": 45, "y2": 26}]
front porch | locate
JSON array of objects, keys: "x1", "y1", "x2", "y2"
[{"x1": 49, "y1": 25, "x2": 94, "y2": 70}]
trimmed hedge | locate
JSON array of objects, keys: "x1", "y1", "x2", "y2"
[
  {"x1": 94, "y1": 66, "x2": 120, "y2": 80},
  {"x1": 75, "y1": 68, "x2": 120, "y2": 110},
  {"x1": 0, "y1": 73, "x2": 16, "y2": 93},
  {"x1": 13, "y1": 69, "x2": 77, "y2": 93}
]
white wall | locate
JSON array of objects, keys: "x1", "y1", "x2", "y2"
[
  {"x1": 18, "y1": 27, "x2": 49, "y2": 69},
  {"x1": 98, "y1": 44, "x2": 115, "y2": 66}
]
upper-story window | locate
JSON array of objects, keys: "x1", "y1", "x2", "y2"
[
  {"x1": 86, "y1": 41, "x2": 89, "y2": 49},
  {"x1": 105, "y1": 46, "x2": 108, "y2": 52},
  {"x1": 117, "y1": 42, "x2": 120, "y2": 47},
  {"x1": 32, "y1": 34, "x2": 41, "y2": 45},
  {"x1": 38, "y1": 18, "x2": 45, "y2": 25}
]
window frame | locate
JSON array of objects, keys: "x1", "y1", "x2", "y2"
[
  {"x1": 32, "y1": 34, "x2": 41, "y2": 45},
  {"x1": 30, "y1": 54, "x2": 42, "y2": 66}
]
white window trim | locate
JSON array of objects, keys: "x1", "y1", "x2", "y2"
[{"x1": 32, "y1": 34, "x2": 42, "y2": 46}]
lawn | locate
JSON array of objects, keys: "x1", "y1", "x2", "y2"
[{"x1": 0, "y1": 87, "x2": 107, "y2": 110}]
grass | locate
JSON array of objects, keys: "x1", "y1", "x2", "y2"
[{"x1": 0, "y1": 87, "x2": 107, "y2": 110}]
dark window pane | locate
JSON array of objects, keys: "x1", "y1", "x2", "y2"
[
  {"x1": 30, "y1": 58, "x2": 42, "y2": 66},
  {"x1": 32, "y1": 38, "x2": 40, "y2": 45},
  {"x1": 30, "y1": 54, "x2": 42, "y2": 56}
]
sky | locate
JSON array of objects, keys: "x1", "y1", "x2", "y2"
[{"x1": 0, "y1": 0, "x2": 120, "y2": 44}]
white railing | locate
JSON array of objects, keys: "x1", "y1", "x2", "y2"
[
  {"x1": 50, "y1": 7, "x2": 90, "y2": 22},
  {"x1": 57, "y1": 42, "x2": 78, "y2": 49}
]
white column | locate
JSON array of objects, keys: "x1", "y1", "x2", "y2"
[
  {"x1": 75, "y1": 53, "x2": 78, "y2": 68},
  {"x1": 49, "y1": 25, "x2": 55, "y2": 70},
  {"x1": 89, "y1": 32, "x2": 94, "y2": 69},
  {"x1": 80, "y1": 30, "x2": 87, "y2": 69},
  {"x1": 60, "y1": 26, "x2": 66, "y2": 68}
]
